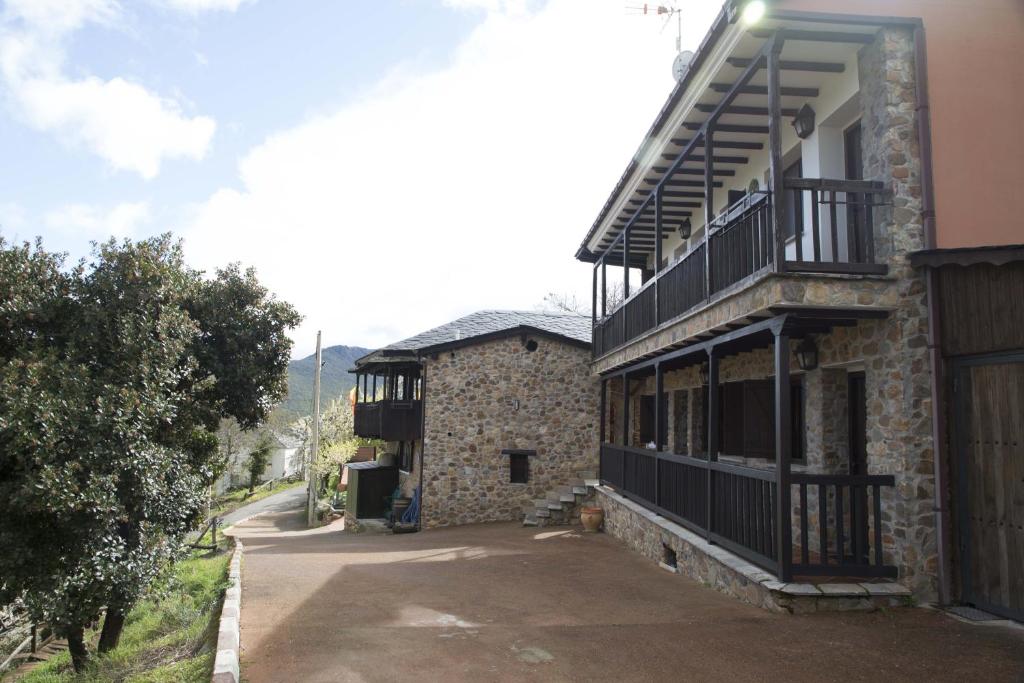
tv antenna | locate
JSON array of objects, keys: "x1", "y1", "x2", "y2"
[{"x1": 626, "y1": 4, "x2": 694, "y2": 81}]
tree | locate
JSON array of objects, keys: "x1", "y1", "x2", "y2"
[
  {"x1": 246, "y1": 432, "x2": 274, "y2": 492},
  {"x1": 0, "y1": 235, "x2": 300, "y2": 670},
  {"x1": 540, "y1": 283, "x2": 624, "y2": 317}
]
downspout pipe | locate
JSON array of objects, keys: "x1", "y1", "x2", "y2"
[{"x1": 913, "y1": 23, "x2": 951, "y2": 605}]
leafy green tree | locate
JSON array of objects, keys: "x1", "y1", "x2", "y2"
[
  {"x1": 246, "y1": 432, "x2": 274, "y2": 492},
  {"x1": 0, "y1": 235, "x2": 300, "y2": 671}
]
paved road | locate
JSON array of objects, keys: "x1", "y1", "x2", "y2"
[
  {"x1": 219, "y1": 484, "x2": 307, "y2": 528},
  {"x1": 231, "y1": 516, "x2": 1024, "y2": 683}
]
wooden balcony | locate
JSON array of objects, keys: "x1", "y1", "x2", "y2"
[
  {"x1": 353, "y1": 400, "x2": 422, "y2": 442},
  {"x1": 593, "y1": 179, "x2": 887, "y2": 359}
]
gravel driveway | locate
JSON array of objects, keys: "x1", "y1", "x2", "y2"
[{"x1": 230, "y1": 515, "x2": 1024, "y2": 683}]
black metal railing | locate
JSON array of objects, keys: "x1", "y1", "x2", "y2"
[
  {"x1": 353, "y1": 400, "x2": 422, "y2": 441},
  {"x1": 792, "y1": 473, "x2": 896, "y2": 577},
  {"x1": 708, "y1": 191, "x2": 773, "y2": 294},
  {"x1": 593, "y1": 178, "x2": 889, "y2": 358},
  {"x1": 785, "y1": 178, "x2": 887, "y2": 273},
  {"x1": 599, "y1": 443, "x2": 896, "y2": 579}
]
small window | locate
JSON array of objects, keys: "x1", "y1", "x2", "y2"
[
  {"x1": 398, "y1": 441, "x2": 414, "y2": 473},
  {"x1": 525, "y1": 339, "x2": 538, "y2": 352},
  {"x1": 510, "y1": 453, "x2": 529, "y2": 483}
]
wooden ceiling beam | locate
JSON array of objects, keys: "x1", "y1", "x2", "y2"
[
  {"x1": 695, "y1": 103, "x2": 799, "y2": 117},
  {"x1": 708, "y1": 83, "x2": 819, "y2": 97},
  {"x1": 681, "y1": 122, "x2": 768, "y2": 134},
  {"x1": 667, "y1": 139, "x2": 764, "y2": 150},
  {"x1": 726, "y1": 57, "x2": 845, "y2": 73}
]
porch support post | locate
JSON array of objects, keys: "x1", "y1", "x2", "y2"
[
  {"x1": 622, "y1": 371, "x2": 630, "y2": 447},
  {"x1": 591, "y1": 262, "x2": 597, "y2": 330},
  {"x1": 654, "y1": 362, "x2": 663, "y2": 508},
  {"x1": 705, "y1": 349, "x2": 720, "y2": 542},
  {"x1": 362, "y1": 373, "x2": 368, "y2": 402},
  {"x1": 601, "y1": 253, "x2": 607, "y2": 317},
  {"x1": 767, "y1": 35, "x2": 788, "y2": 272},
  {"x1": 624, "y1": 221, "x2": 631, "y2": 299},
  {"x1": 655, "y1": 362, "x2": 664, "y2": 451},
  {"x1": 704, "y1": 127, "x2": 714, "y2": 301},
  {"x1": 599, "y1": 378, "x2": 607, "y2": 445},
  {"x1": 372, "y1": 373, "x2": 377, "y2": 402},
  {"x1": 655, "y1": 189, "x2": 662, "y2": 326},
  {"x1": 774, "y1": 330, "x2": 794, "y2": 581}
]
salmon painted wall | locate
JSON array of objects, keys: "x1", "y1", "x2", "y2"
[{"x1": 776, "y1": 0, "x2": 1024, "y2": 249}]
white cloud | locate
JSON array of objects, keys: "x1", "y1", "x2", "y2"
[
  {"x1": 0, "y1": 0, "x2": 216, "y2": 179},
  {"x1": 160, "y1": 0, "x2": 251, "y2": 13},
  {"x1": 46, "y1": 201, "x2": 151, "y2": 240},
  {"x1": 181, "y1": 0, "x2": 721, "y2": 357}
]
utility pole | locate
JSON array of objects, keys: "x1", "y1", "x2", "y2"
[{"x1": 307, "y1": 331, "x2": 322, "y2": 527}]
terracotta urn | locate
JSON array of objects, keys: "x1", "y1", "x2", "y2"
[{"x1": 580, "y1": 506, "x2": 604, "y2": 533}]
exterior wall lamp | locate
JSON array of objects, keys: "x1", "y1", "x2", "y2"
[
  {"x1": 699, "y1": 361, "x2": 710, "y2": 385},
  {"x1": 729, "y1": 0, "x2": 766, "y2": 25},
  {"x1": 792, "y1": 104, "x2": 816, "y2": 140},
  {"x1": 795, "y1": 337, "x2": 819, "y2": 371},
  {"x1": 677, "y1": 217, "x2": 692, "y2": 240}
]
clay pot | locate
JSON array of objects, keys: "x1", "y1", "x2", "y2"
[{"x1": 580, "y1": 506, "x2": 604, "y2": 533}]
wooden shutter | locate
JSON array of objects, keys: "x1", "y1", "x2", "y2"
[
  {"x1": 639, "y1": 395, "x2": 655, "y2": 445},
  {"x1": 743, "y1": 380, "x2": 775, "y2": 458},
  {"x1": 720, "y1": 382, "x2": 745, "y2": 456}
]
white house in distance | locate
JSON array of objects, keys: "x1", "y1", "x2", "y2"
[{"x1": 215, "y1": 431, "x2": 304, "y2": 494}]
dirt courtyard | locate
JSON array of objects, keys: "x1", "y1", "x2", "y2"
[{"x1": 231, "y1": 512, "x2": 1024, "y2": 683}]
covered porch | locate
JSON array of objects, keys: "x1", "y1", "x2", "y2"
[
  {"x1": 580, "y1": 12, "x2": 906, "y2": 359},
  {"x1": 597, "y1": 310, "x2": 897, "y2": 583}
]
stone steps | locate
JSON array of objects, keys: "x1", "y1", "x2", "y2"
[{"x1": 522, "y1": 471, "x2": 600, "y2": 528}]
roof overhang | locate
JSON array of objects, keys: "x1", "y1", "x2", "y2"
[{"x1": 909, "y1": 244, "x2": 1024, "y2": 269}]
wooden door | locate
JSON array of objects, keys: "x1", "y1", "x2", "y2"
[
  {"x1": 954, "y1": 353, "x2": 1024, "y2": 620},
  {"x1": 848, "y1": 373, "x2": 869, "y2": 562}
]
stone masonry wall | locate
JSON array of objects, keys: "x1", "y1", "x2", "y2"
[{"x1": 421, "y1": 335, "x2": 598, "y2": 528}]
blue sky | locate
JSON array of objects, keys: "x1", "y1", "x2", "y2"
[{"x1": 0, "y1": 0, "x2": 720, "y2": 356}]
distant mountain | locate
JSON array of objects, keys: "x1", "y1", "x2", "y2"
[{"x1": 280, "y1": 345, "x2": 372, "y2": 418}]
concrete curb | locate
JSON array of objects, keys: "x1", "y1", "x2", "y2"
[{"x1": 212, "y1": 538, "x2": 244, "y2": 683}]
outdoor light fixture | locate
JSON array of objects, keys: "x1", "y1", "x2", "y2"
[
  {"x1": 792, "y1": 104, "x2": 816, "y2": 139},
  {"x1": 677, "y1": 217, "x2": 692, "y2": 240},
  {"x1": 736, "y1": 0, "x2": 766, "y2": 25},
  {"x1": 699, "y1": 362, "x2": 710, "y2": 385},
  {"x1": 795, "y1": 337, "x2": 819, "y2": 372}
]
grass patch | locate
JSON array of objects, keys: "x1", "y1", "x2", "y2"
[
  {"x1": 209, "y1": 478, "x2": 304, "y2": 520},
  {"x1": 15, "y1": 552, "x2": 230, "y2": 683}
]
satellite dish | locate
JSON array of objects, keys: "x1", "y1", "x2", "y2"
[{"x1": 672, "y1": 50, "x2": 694, "y2": 82}]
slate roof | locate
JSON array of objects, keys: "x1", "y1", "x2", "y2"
[{"x1": 353, "y1": 310, "x2": 591, "y2": 369}]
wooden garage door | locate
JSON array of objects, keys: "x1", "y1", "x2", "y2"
[{"x1": 955, "y1": 353, "x2": 1024, "y2": 621}]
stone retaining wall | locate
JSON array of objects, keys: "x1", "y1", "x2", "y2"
[
  {"x1": 597, "y1": 486, "x2": 911, "y2": 613},
  {"x1": 212, "y1": 539, "x2": 243, "y2": 683}
]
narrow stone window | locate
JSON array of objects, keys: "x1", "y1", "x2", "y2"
[{"x1": 509, "y1": 453, "x2": 529, "y2": 483}]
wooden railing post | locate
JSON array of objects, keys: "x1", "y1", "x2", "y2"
[
  {"x1": 767, "y1": 35, "x2": 787, "y2": 272},
  {"x1": 774, "y1": 330, "x2": 793, "y2": 581},
  {"x1": 654, "y1": 362, "x2": 664, "y2": 507},
  {"x1": 706, "y1": 349, "x2": 720, "y2": 542}
]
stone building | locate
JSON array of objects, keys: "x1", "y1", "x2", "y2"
[
  {"x1": 351, "y1": 311, "x2": 598, "y2": 529},
  {"x1": 574, "y1": 0, "x2": 1023, "y2": 616}
]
